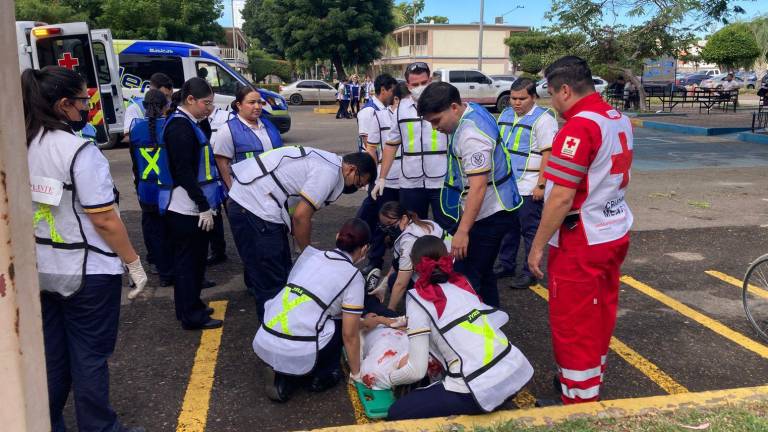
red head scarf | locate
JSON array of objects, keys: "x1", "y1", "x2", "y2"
[{"x1": 414, "y1": 255, "x2": 477, "y2": 317}]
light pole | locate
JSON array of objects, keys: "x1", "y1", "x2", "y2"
[
  {"x1": 478, "y1": 0, "x2": 484, "y2": 70},
  {"x1": 231, "y1": 0, "x2": 238, "y2": 69}
]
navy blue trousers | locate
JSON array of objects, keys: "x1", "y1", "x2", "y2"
[
  {"x1": 399, "y1": 187, "x2": 453, "y2": 231},
  {"x1": 227, "y1": 199, "x2": 292, "y2": 320},
  {"x1": 454, "y1": 210, "x2": 520, "y2": 307},
  {"x1": 42, "y1": 274, "x2": 122, "y2": 432},
  {"x1": 166, "y1": 211, "x2": 211, "y2": 327},
  {"x1": 141, "y1": 209, "x2": 173, "y2": 282},
  {"x1": 356, "y1": 187, "x2": 400, "y2": 269},
  {"x1": 388, "y1": 382, "x2": 484, "y2": 420},
  {"x1": 208, "y1": 208, "x2": 226, "y2": 257},
  {"x1": 497, "y1": 196, "x2": 542, "y2": 277}
]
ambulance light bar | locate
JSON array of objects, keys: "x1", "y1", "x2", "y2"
[
  {"x1": 32, "y1": 27, "x2": 62, "y2": 38},
  {"x1": 190, "y1": 49, "x2": 201, "y2": 57}
]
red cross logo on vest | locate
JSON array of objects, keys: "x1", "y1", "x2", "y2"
[
  {"x1": 57, "y1": 53, "x2": 79, "y2": 70},
  {"x1": 561, "y1": 136, "x2": 581, "y2": 158},
  {"x1": 611, "y1": 132, "x2": 632, "y2": 188}
]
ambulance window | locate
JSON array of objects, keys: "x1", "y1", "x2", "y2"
[
  {"x1": 195, "y1": 61, "x2": 238, "y2": 96},
  {"x1": 119, "y1": 55, "x2": 185, "y2": 89},
  {"x1": 92, "y1": 42, "x2": 112, "y2": 84},
  {"x1": 35, "y1": 34, "x2": 97, "y2": 88}
]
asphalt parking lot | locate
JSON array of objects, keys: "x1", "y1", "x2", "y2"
[{"x1": 81, "y1": 105, "x2": 768, "y2": 431}]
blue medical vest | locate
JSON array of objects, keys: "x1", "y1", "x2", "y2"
[
  {"x1": 442, "y1": 103, "x2": 522, "y2": 222},
  {"x1": 342, "y1": 84, "x2": 351, "y2": 101},
  {"x1": 157, "y1": 110, "x2": 223, "y2": 214},
  {"x1": 227, "y1": 116, "x2": 283, "y2": 163},
  {"x1": 498, "y1": 106, "x2": 552, "y2": 180},
  {"x1": 351, "y1": 83, "x2": 360, "y2": 98},
  {"x1": 129, "y1": 117, "x2": 167, "y2": 208}
]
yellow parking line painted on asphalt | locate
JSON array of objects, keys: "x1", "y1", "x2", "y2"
[
  {"x1": 346, "y1": 381, "x2": 369, "y2": 425},
  {"x1": 176, "y1": 301, "x2": 228, "y2": 432},
  {"x1": 530, "y1": 285, "x2": 688, "y2": 395},
  {"x1": 621, "y1": 275, "x2": 768, "y2": 359},
  {"x1": 705, "y1": 270, "x2": 768, "y2": 299},
  {"x1": 309, "y1": 384, "x2": 768, "y2": 431}
]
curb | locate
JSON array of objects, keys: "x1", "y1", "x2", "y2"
[
  {"x1": 314, "y1": 107, "x2": 338, "y2": 114},
  {"x1": 633, "y1": 119, "x2": 751, "y2": 136},
  {"x1": 305, "y1": 385, "x2": 768, "y2": 431},
  {"x1": 737, "y1": 131, "x2": 768, "y2": 144}
]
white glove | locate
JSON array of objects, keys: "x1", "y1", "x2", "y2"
[
  {"x1": 349, "y1": 370, "x2": 362, "y2": 384},
  {"x1": 370, "y1": 178, "x2": 386, "y2": 199},
  {"x1": 125, "y1": 258, "x2": 148, "y2": 300},
  {"x1": 388, "y1": 316, "x2": 408, "y2": 328},
  {"x1": 369, "y1": 276, "x2": 388, "y2": 302},
  {"x1": 198, "y1": 209, "x2": 215, "y2": 231}
]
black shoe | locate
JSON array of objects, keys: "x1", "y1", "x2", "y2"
[
  {"x1": 308, "y1": 369, "x2": 343, "y2": 392},
  {"x1": 206, "y1": 254, "x2": 228, "y2": 266},
  {"x1": 553, "y1": 375, "x2": 562, "y2": 395},
  {"x1": 361, "y1": 263, "x2": 380, "y2": 276},
  {"x1": 535, "y1": 398, "x2": 563, "y2": 407},
  {"x1": 206, "y1": 307, "x2": 214, "y2": 315},
  {"x1": 510, "y1": 275, "x2": 537, "y2": 290},
  {"x1": 494, "y1": 268, "x2": 517, "y2": 279},
  {"x1": 182, "y1": 318, "x2": 223, "y2": 330},
  {"x1": 159, "y1": 279, "x2": 174, "y2": 287},
  {"x1": 202, "y1": 280, "x2": 217, "y2": 289},
  {"x1": 263, "y1": 367, "x2": 291, "y2": 402}
]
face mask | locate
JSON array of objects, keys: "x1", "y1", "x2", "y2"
[
  {"x1": 68, "y1": 109, "x2": 90, "y2": 132},
  {"x1": 410, "y1": 85, "x2": 427, "y2": 102},
  {"x1": 343, "y1": 184, "x2": 359, "y2": 194}
]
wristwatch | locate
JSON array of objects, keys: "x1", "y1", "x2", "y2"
[{"x1": 537, "y1": 183, "x2": 545, "y2": 190}]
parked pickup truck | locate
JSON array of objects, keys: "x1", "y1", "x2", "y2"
[{"x1": 431, "y1": 69, "x2": 516, "y2": 112}]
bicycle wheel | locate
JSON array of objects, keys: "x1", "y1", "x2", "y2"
[{"x1": 743, "y1": 253, "x2": 768, "y2": 342}]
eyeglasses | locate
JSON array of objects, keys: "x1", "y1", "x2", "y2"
[
  {"x1": 197, "y1": 99, "x2": 215, "y2": 106},
  {"x1": 70, "y1": 97, "x2": 90, "y2": 105},
  {"x1": 406, "y1": 62, "x2": 430, "y2": 73}
]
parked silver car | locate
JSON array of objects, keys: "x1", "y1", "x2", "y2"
[{"x1": 280, "y1": 80, "x2": 338, "y2": 104}]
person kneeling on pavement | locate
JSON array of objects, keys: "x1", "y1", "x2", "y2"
[
  {"x1": 386, "y1": 235, "x2": 533, "y2": 420},
  {"x1": 253, "y1": 218, "x2": 370, "y2": 402}
]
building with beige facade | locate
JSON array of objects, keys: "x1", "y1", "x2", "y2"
[{"x1": 373, "y1": 23, "x2": 529, "y2": 77}]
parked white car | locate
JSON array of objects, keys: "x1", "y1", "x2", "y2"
[
  {"x1": 700, "y1": 74, "x2": 744, "y2": 90},
  {"x1": 536, "y1": 76, "x2": 608, "y2": 98},
  {"x1": 280, "y1": 80, "x2": 338, "y2": 104},
  {"x1": 431, "y1": 69, "x2": 516, "y2": 111}
]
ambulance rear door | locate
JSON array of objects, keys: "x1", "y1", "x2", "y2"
[
  {"x1": 30, "y1": 23, "x2": 110, "y2": 146},
  {"x1": 91, "y1": 29, "x2": 125, "y2": 139}
]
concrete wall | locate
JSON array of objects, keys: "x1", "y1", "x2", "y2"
[{"x1": 432, "y1": 29, "x2": 508, "y2": 58}]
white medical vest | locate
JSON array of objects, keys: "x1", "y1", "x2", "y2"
[
  {"x1": 408, "y1": 283, "x2": 533, "y2": 411},
  {"x1": 393, "y1": 98, "x2": 447, "y2": 189},
  {"x1": 27, "y1": 129, "x2": 117, "y2": 297},
  {"x1": 546, "y1": 110, "x2": 634, "y2": 247},
  {"x1": 253, "y1": 247, "x2": 361, "y2": 375}
]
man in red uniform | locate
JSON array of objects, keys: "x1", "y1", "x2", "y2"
[{"x1": 528, "y1": 56, "x2": 633, "y2": 405}]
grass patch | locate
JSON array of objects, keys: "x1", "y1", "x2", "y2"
[{"x1": 469, "y1": 401, "x2": 768, "y2": 432}]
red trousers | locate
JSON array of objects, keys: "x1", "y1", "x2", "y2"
[{"x1": 548, "y1": 227, "x2": 630, "y2": 404}]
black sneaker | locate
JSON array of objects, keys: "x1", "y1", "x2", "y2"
[
  {"x1": 263, "y1": 367, "x2": 291, "y2": 402},
  {"x1": 308, "y1": 369, "x2": 343, "y2": 392},
  {"x1": 494, "y1": 267, "x2": 517, "y2": 279},
  {"x1": 365, "y1": 268, "x2": 381, "y2": 294},
  {"x1": 510, "y1": 275, "x2": 537, "y2": 290}
]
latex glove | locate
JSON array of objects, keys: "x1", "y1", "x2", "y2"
[
  {"x1": 388, "y1": 315, "x2": 408, "y2": 328},
  {"x1": 125, "y1": 258, "x2": 148, "y2": 300},
  {"x1": 349, "y1": 370, "x2": 362, "y2": 384},
  {"x1": 370, "y1": 178, "x2": 386, "y2": 199},
  {"x1": 198, "y1": 209, "x2": 215, "y2": 231},
  {"x1": 369, "y1": 276, "x2": 388, "y2": 302}
]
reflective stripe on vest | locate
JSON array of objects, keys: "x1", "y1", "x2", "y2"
[
  {"x1": 33, "y1": 204, "x2": 64, "y2": 243},
  {"x1": 498, "y1": 106, "x2": 551, "y2": 179},
  {"x1": 458, "y1": 314, "x2": 508, "y2": 366},
  {"x1": 140, "y1": 148, "x2": 161, "y2": 180},
  {"x1": 266, "y1": 285, "x2": 318, "y2": 337}
]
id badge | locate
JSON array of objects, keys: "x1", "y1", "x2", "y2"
[{"x1": 30, "y1": 176, "x2": 64, "y2": 206}]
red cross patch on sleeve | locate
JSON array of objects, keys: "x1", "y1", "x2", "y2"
[{"x1": 561, "y1": 136, "x2": 581, "y2": 158}]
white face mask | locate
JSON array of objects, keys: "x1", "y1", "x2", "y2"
[{"x1": 410, "y1": 85, "x2": 427, "y2": 102}]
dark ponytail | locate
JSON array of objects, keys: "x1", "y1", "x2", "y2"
[
  {"x1": 410, "y1": 235, "x2": 450, "y2": 284},
  {"x1": 180, "y1": 77, "x2": 213, "y2": 106},
  {"x1": 379, "y1": 201, "x2": 433, "y2": 233},
  {"x1": 21, "y1": 66, "x2": 86, "y2": 145},
  {"x1": 168, "y1": 90, "x2": 182, "y2": 115},
  {"x1": 230, "y1": 86, "x2": 259, "y2": 113},
  {"x1": 336, "y1": 218, "x2": 371, "y2": 253},
  {"x1": 142, "y1": 89, "x2": 167, "y2": 148}
]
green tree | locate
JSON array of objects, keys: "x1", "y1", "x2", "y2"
[
  {"x1": 99, "y1": 0, "x2": 224, "y2": 44},
  {"x1": 505, "y1": 30, "x2": 586, "y2": 74},
  {"x1": 546, "y1": 0, "x2": 745, "y2": 110},
  {"x1": 15, "y1": 0, "x2": 90, "y2": 23},
  {"x1": 241, "y1": 0, "x2": 396, "y2": 80},
  {"x1": 519, "y1": 53, "x2": 544, "y2": 74},
  {"x1": 394, "y1": 0, "x2": 424, "y2": 25},
  {"x1": 418, "y1": 15, "x2": 448, "y2": 24},
  {"x1": 702, "y1": 23, "x2": 760, "y2": 70},
  {"x1": 746, "y1": 16, "x2": 768, "y2": 74}
]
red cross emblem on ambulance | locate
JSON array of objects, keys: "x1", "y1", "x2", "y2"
[{"x1": 57, "y1": 52, "x2": 79, "y2": 70}]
